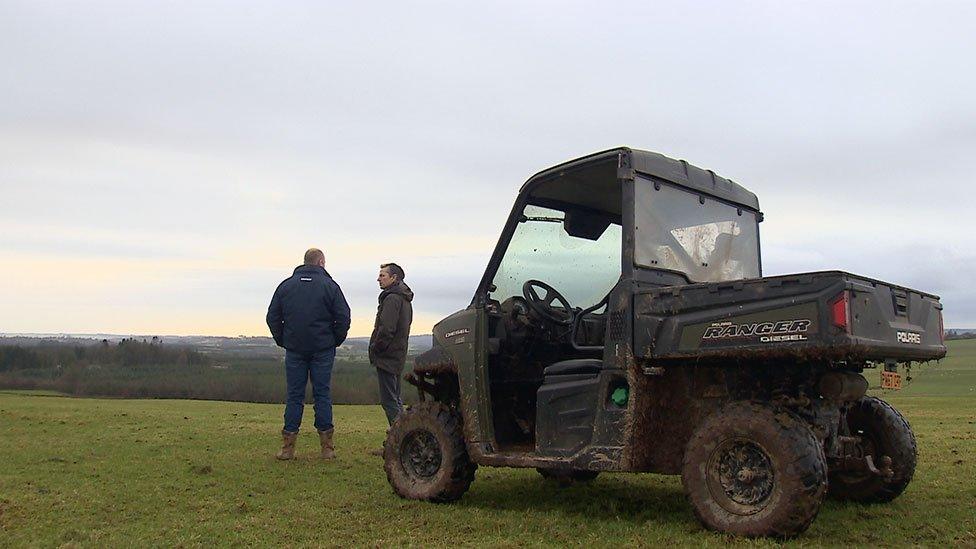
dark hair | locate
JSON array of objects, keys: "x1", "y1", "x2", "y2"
[
  {"x1": 381, "y1": 262, "x2": 405, "y2": 281},
  {"x1": 304, "y1": 248, "x2": 324, "y2": 265}
]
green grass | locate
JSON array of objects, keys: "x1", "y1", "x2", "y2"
[{"x1": 1, "y1": 342, "x2": 974, "y2": 547}]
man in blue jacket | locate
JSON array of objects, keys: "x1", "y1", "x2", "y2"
[{"x1": 266, "y1": 248, "x2": 351, "y2": 461}]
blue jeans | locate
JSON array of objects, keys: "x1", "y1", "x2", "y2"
[{"x1": 283, "y1": 348, "x2": 335, "y2": 433}]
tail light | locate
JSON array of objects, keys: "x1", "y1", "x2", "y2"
[
  {"x1": 939, "y1": 310, "x2": 945, "y2": 344},
  {"x1": 830, "y1": 291, "x2": 851, "y2": 333}
]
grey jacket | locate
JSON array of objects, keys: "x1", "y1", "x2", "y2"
[{"x1": 369, "y1": 281, "x2": 414, "y2": 374}]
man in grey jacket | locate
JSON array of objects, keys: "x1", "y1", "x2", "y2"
[{"x1": 369, "y1": 263, "x2": 413, "y2": 431}]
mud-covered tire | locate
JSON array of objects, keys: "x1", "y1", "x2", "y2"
[
  {"x1": 384, "y1": 402, "x2": 476, "y2": 503},
  {"x1": 828, "y1": 396, "x2": 916, "y2": 503},
  {"x1": 536, "y1": 468, "x2": 600, "y2": 485},
  {"x1": 681, "y1": 402, "x2": 827, "y2": 538}
]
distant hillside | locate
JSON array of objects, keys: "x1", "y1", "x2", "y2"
[
  {"x1": 0, "y1": 333, "x2": 434, "y2": 404},
  {"x1": 0, "y1": 333, "x2": 434, "y2": 358}
]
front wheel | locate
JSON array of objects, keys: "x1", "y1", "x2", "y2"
[
  {"x1": 384, "y1": 402, "x2": 476, "y2": 503},
  {"x1": 828, "y1": 396, "x2": 916, "y2": 503},
  {"x1": 682, "y1": 402, "x2": 827, "y2": 538}
]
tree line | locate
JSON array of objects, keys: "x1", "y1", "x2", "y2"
[{"x1": 0, "y1": 339, "x2": 412, "y2": 405}]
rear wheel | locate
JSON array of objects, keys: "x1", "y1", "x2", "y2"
[
  {"x1": 384, "y1": 402, "x2": 476, "y2": 502},
  {"x1": 682, "y1": 402, "x2": 827, "y2": 538},
  {"x1": 828, "y1": 396, "x2": 916, "y2": 502}
]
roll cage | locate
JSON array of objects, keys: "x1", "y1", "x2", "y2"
[{"x1": 473, "y1": 147, "x2": 764, "y2": 315}]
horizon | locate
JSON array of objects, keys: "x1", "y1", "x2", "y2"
[
  {"x1": 0, "y1": 331, "x2": 434, "y2": 341},
  {"x1": 3, "y1": 323, "x2": 975, "y2": 341}
]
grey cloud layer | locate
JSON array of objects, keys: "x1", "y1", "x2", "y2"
[{"x1": 1, "y1": 1, "x2": 973, "y2": 332}]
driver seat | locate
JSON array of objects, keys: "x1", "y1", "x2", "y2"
[
  {"x1": 542, "y1": 358, "x2": 604, "y2": 377},
  {"x1": 537, "y1": 358, "x2": 604, "y2": 457}
]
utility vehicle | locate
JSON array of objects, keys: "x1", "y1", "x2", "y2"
[{"x1": 383, "y1": 148, "x2": 946, "y2": 537}]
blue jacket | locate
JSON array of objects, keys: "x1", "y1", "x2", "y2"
[{"x1": 266, "y1": 265, "x2": 351, "y2": 354}]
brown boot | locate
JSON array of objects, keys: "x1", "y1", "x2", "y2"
[
  {"x1": 275, "y1": 430, "x2": 298, "y2": 460},
  {"x1": 318, "y1": 428, "x2": 336, "y2": 460}
]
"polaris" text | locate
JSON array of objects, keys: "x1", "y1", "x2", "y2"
[{"x1": 896, "y1": 331, "x2": 921, "y2": 344}]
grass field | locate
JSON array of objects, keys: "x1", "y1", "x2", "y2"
[{"x1": 1, "y1": 341, "x2": 975, "y2": 547}]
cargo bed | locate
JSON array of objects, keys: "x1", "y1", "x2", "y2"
[{"x1": 633, "y1": 270, "x2": 946, "y2": 364}]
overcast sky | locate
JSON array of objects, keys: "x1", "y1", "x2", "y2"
[{"x1": 1, "y1": 0, "x2": 974, "y2": 336}]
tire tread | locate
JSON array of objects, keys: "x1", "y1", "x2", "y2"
[
  {"x1": 384, "y1": 402, "x2": 476, "y2": 503},
  {"x1": 681, "y1": 401, "x2": 827, "y2": 538},
  {"x1": 828, "y1": 396, "x2": 916, "y2": 503}
]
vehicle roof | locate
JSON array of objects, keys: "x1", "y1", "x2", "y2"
[{"x1": 522, "y1": 147, "x2": 761, "y2": 212}]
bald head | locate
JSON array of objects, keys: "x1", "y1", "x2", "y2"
[{"x1": 304, "y1": 248, "x2": 325, "y2": 267}]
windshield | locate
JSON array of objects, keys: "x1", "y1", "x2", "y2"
[
  {"x1": 490, "y1": 204, "x2": 621, "y2": 308},
  {"x1": 634, "y1": 176, "x2": 760, "y2": 282}
]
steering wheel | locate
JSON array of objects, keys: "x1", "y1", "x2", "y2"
[{"x1": 522, "y1": 280, "x2": 574, "y2": 325}]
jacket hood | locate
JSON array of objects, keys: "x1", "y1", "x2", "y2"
[{"x1": 379, "y1": 281, "x2": 414, "y2": 303}]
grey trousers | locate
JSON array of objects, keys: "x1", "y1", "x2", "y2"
[{"x1": 376, "y1": 368, "x2": 403, "y2": 426}]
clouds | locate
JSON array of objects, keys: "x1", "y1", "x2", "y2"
[{"x1": 1, "y1": 1, "x2": 974, "y2": 334}]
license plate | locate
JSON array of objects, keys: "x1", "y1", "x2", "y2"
[{"x1": 881, "y1": 370, "x2": 902, "y2": 390}]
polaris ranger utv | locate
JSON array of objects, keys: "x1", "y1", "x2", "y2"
[{"x1": 383, "y1": 148, "x2": 946, "y2": 537}]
